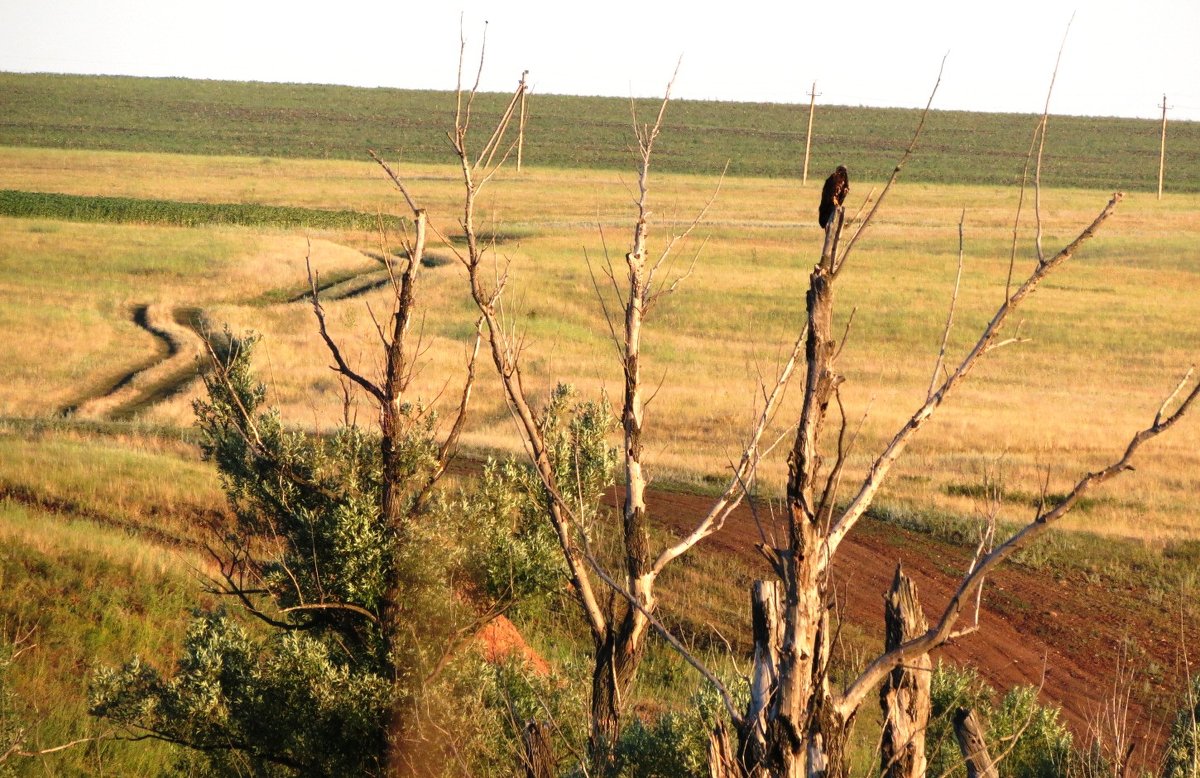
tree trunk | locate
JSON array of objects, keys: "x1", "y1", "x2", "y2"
[
  {"x1": 954, "y1": 708, "x2": 998, "y2": 778},
  {"x1": 380, "y1": 211, "x2": 425, "y2": 777},
  {"x1": 521, "y1": 720, "x2": 555, "y2": 778},
  {"x1": 589, "y1": 612, "x2": 646, "y2": 765},
  {"x1": 710, "y1": 720, "x2": 745, "y2": 778},
  {"x1": 879, "y1": 564, "x2": 931, "y2": 778},
  {"x1": 746, "y1": 213, "x2": 847, "y2": 778},
  {"x1": 743, "y1": 581, "x2": 784, "y2": 769}
]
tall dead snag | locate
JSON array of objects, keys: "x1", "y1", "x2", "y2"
[
  {"x1": 879, "y1": 565, "x2": 931, "y2": 778},
  {"x1": 724, "y1": 64, "x2": 1199, "y2": 778},
  {"x1": 429, "y1": 49, "x2": 801, "y2": 765}
]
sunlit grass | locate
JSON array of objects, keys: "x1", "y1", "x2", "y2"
[
  {"x1": 0, "y1": 214, "x2": 376, "y2": 415},
  {"x1": 0, "y1": 422, "x2": 226, "y2": 545},
  {"x1": 1, "y1": 148, "x2": 1197, "y2": 540},
  {"x1": 0, "y1": 499, "x2": 215, "y2": 773}
]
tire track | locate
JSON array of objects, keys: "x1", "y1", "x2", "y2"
[
  {"x1": 59, "y1": 254, "x2": 402, "y2": 422},
  {"x1": 61, "y1": 303, "x2": 208, "y2": 420}
]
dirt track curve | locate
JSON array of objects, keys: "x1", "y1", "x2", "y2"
[
  {"x1": 60, "y1": 256, "x2": 391, "y2": 421},
  {"x1": 61, "y1": 303, "x2": 207, "y2": 420}
]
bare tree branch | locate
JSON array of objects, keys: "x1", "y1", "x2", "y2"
[
  {"x1": 307, "y1": 253, "x2": 386, "y2": 405},
  {"x1": 928, "y1": 210, "x2": 967, "y2": 400},
  {"x1": 836, "y1": 370, "x2": 1199, "y2": 717},
  {"x1": 827, "y1": 192, "x2": 1123, "y2": 556},
  {"x1": 836, "y1": 54, "x2": 946, "y2": 275},
  {"x1": 1034, "y1": 15, "x2": 1075, "y2": 265},
  {"x1": 652, "y1": 328, "x2": 805, "y2": 574}
]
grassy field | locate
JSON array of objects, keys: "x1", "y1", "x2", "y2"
[
  {"x1": 2, "y1": 145, "x2": 1195, "y2": 540},
  {"x1": 0, "y1": 75, "x2": 1197, "y2": 773},
  {"x1": 0, "y1": 422, "x2": 224, "y2": 774},
  {"x1": 2, "y1": 72, "x2": 1198, "y2": 191}
]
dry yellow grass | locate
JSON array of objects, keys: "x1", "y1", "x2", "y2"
[{"x1": 1, "y1": 147, "x2": 1197, "y2": 540}]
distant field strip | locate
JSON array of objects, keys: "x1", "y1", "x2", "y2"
[
  {"x1": 0, "y1": 189, "x2": 404, "y2": 230},
  {"x1": 1, "y1": 72, "x2": 1197, "y2": 191}
]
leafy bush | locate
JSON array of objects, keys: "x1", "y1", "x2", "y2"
[
  {"x1": 989, "y1": 685, "x2": 1073, "y2": 777},
  {"x1": 608, "y1": 676, "x2": 746, "y2": 778},
  {"x1": 90, "y1": 335, "x2": 465, "y2": 775},
  {"x1": 927, "y1": 661, "x2": 1073, "y2": 778},
  {"x1": 1162, "y1": 674, "x2": 1200, "y2": 778},
  {"x1": 463, "y1": 384, "x2": 617, "y2": 614},
  {"x1": 91, "y1": 610, "x2": 391, "y2": 776}
]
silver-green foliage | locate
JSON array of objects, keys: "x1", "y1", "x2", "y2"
[
  {"x1": 466, "y1": 384, "x2": 617, "y2": 611},
  {"x1": 1162, "y1": 675, "x2": 1200, "y2": 778},
  {"x1": 90, "y1": 335, "x2": 447, "y2": 775},
  {"x1": 91, "y1": 611, "x2": 391, "y2": 776},
  {"x1": 927, "y1": 661, "x2": 1073, "y2": 778},
  {"x1": 612, "y1": 682, "x2": 744, "y2": 778}
]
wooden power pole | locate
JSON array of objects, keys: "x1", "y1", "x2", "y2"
[
  {"x1": 1158, "y1": 93, "x2": 1168, "y2": 200},
  {"x1": 802, "y1": 81, "x2": 820, "y2": 186},
  {"x1": 517, "y1": 70, "x2": 529, "y2": 173}
]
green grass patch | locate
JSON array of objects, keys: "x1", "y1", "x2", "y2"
[
  {"x1": 943, "y1": 481, "x2": 1110, "y2": 513},
  {"x1": 0, "y1": 421, "x2": 226, "y2": 548},
  {"x1": 0, "y1": 499, "x2": 215, "y2": 774},
  {"x1": 2, "y1": 73, "x2": 1197, "y2": 191},
  {"x1": 0, "y1": 189, "x2": 404, "y2": 231}
]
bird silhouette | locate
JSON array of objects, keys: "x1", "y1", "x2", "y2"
[{"x1": 818, "y1": 165, "x2": 849, "y2": 229}]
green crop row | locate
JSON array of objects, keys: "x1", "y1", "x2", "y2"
[{"x1": 0, "y1": 189, "x2": 404, "y2": 230}]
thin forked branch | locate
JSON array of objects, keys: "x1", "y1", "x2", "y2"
[
  {"x1": 928, "y1": 210, "x2": 967, "y2": 400},
  {"x1": 307, "y1": 253, "x2": 386, "y2": 405},
  {"x1": 1034, "y1": 15, "x2": 1075, "y2": 265},
  {"x1": 836, "y1": 368, "x2": 1199, "y2": 717},
  {"x1": 827, "y1": 191, "x2": 1123, "y2": 556},
  {"x1": 652, "y1": 327, "x2": 806, "y2": 574},
  {"x1": 836, "y1": 54, "x2": 946, "y2": 275}
]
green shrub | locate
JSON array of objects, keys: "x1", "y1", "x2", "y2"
[
  {"x1": 1162, "y1": 675, "x2": 1200, "y2": 778},
  {"x1": 462, "y1": 384, "x2": 617, "y2": 616},
  {"x1": 927, "y1": 661, "x2": 1073, "y2": 778},
  {"x1": 91, "y1": 610, "x2": 391, "y2": 776}
]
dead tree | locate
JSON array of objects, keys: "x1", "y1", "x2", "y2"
[
  {"x1": 708, "y1": 60, "x2": 1200, "y2": 778},
  {"x1": 382, "y1": 45, "x2": 804, "y2": 765},
  {"x1": 363, "y1": 33, "x2": 1198, "y2": 776},
  {"x1": 879, "y1": 565, "x2": 931, "y2": 778},
  {"x1": 954, "y1": 708, "x2": 999, "y2": 778}
]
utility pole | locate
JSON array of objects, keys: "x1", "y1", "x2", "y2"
[
  {"x1": 517, "y1": 70, "x2": 529, "y2": 173},
  {"x1": 802, "y1": 81, "x2": 820, "y2": 186},
  {"x1": 1158, "y1": 93, "x2": 1169, "y2": 200}
]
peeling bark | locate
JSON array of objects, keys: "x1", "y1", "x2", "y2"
[
  {"x1": 879, "y1": 565, "x2": 931, "y2": 778},
  {"x1": 954, "y1": 708, "x2": 998, "y2": 778}
]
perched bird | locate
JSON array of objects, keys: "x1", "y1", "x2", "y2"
[{"x1": 818, "y1": 165, "x2": 849, "y2": 228}]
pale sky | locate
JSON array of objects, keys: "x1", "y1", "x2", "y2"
[{"x1": 1, "y1": 0, "x2": 1197, "y2": 121}]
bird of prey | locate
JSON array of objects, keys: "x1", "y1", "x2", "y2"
[{"x1": 818, "y1": 165, "x2": 849, "y2": 229}]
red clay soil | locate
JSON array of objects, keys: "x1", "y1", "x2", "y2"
[
  {"x1": 451, "y1": 446, "x2": 1195, "y2": 766},
  {"x1": 476, "y1": 614, "x2": 552, "y2": 676},
  {"x1": 646, "y1": 487, "x2": 1197, "y2": 768}
]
